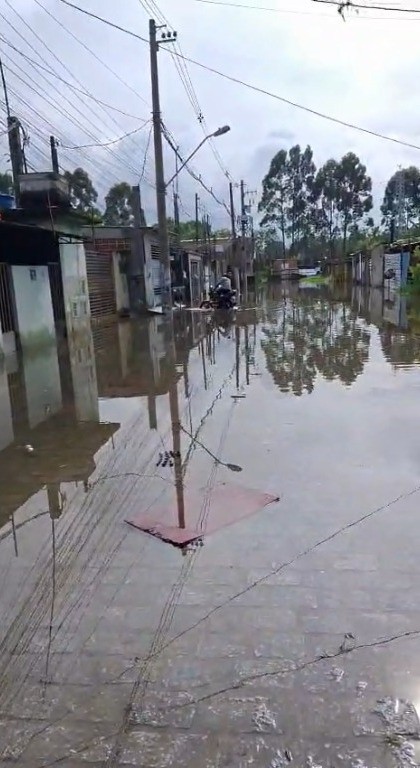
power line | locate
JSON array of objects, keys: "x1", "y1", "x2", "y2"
[
  {"x1": 140, "y1": 123, "x2": 152, "y2": 183},
  {"x1": 61, "y1": 123, "x2": 151, "y2": 150},
  {"x1": 1, "y1": 1, "x2": 150, "y2": 171},
  {"x1": 162, "y1": 123, "x2": 230, "y2": 213},
  {"x1": 33, "y1": 0, "x2": 150, "y2": 108},
  {"x1": 2, "y1": 58, "x2": 143, "y2": 179},
  {"x1": 54, "y1": 0, "x2": 420, "y2": 152},
  {"x1": 0, "y1": 34, "x2": 144, "y2": 120},
  {"x1": 312, "y1": 0, "x2": 420, "y2": 13},
  {"x1": 194, "y1": 0, "x2": 420, "y2": 18}
]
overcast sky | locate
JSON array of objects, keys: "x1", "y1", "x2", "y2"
[{"x1": 2, "y1": 0, "x2": 420, "y2": 228}]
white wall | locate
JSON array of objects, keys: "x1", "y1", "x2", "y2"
[
  {"x1": 22, "y1": 345, "x2": 62, "y2": 429},
  {"x1": 113, "y1": 253, "x2": 129, "y2": 311},
  {"x1": 59, "y1": 242, "x2": 99, "y2": 422},
  {"x1": 59, "y1": 242, "x2": 91, "y2": 333},
  {"x1": 11, "y1": 265, "x2": 55, "y2": 349}
]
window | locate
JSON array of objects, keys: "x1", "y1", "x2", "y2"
[{"x1": 29, "y1": 269, "x2": 37, "y2": 281}]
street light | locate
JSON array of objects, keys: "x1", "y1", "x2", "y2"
[{"x1": 165, "y1": 125, "x2": 231, "y2": 188}]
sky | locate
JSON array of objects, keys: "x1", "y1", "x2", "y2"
[{"x1": 1, "y1": 0, "x2": 420, "y2": 230}]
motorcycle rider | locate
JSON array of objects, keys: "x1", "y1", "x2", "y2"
[{"x1": 214, "y1": 273, "x2": 234, "y2": 308}]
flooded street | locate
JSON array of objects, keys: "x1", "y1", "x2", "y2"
[{"x1": 2, "y1": 283, "x2": 420, "y2": 767}]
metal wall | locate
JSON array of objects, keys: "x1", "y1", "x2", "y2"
[{"x1": 85, "y1": 250, "x2": 117, "y2": 318}]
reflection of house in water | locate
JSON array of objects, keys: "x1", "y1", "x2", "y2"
[
  {"x1": 92, "y1": 314, "x2": 209, "y2": 430},
  {"x1": 0, "y1": 336, "x2": 118, "y2": 530}
]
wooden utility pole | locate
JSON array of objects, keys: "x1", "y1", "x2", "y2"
[{"x1": 149, "y1": 18, "x2": 174, "y2": 312}]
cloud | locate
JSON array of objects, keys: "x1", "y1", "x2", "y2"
[{"x1": 267, "y1": 129, "x2": 295, "y2": 141}]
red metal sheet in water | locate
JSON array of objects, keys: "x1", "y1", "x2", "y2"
[{"x1": 125, "y1": 482, "x2": 279, "y2": 547}]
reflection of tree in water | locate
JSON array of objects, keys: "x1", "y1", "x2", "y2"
[{"x1": 261, "y1": 295, "x2": 370, "y2": 395}]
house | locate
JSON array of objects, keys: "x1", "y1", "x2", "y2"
[{"x1": 0, "y1": 172, "x2": 95, "y2": 361}]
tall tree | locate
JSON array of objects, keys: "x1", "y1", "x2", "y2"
[
  {"x1": 333, "y1": 152, "x2": 372, "y2": 256},
  {"x1": 258, "y1": 149, "x2": 289, "y2": 257},
  {"x1": 311, "y1": 158, "x2": 340, "y2": 257},
  {"x1": 381, "y1": 166, "x2": 420, "y2": 234},
  {"x1": 0, "y1": 171, "x2": 13, "y2": 195},
  {"x1": 286, "y1": 144, "x2": 316, "y2": 252},
  {"x1": 259, "y1": 145, "x2": 316, "y2": 257},
  {"x1": 104, "y1": 182, "x2": 134, "y2": 225},
  {"x1": 64, "y1": 167, "x2": 98, "y2": 214}
]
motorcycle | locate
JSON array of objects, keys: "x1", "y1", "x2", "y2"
[{"x1": 200, "y1": 285, "x2": 237, "y2": 310}]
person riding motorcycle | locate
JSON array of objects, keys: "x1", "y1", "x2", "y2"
[{"x1": 214, "y1": 274, "x2": 234, "y2": 307}]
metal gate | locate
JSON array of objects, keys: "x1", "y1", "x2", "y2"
[
  {"x1": 150, "y1": 243, "x2": 163, "y2": 310},
  {"x1": 85, "y1": 250, "x2": 117, "y2": 318},
  {"x1": 0, "y1": 263, "x2": 16, "y2": 334},
  {"x1": 48, "y1": 262, "x2": 65, "y2": 328}
]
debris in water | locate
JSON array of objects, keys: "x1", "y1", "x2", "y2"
[
  {"x1": 330, "y1": 667, "x2": 344, "y2": 682},
  {"x1": 306, "y1": 756, "x2": 323, "y2": 768},
  {"x1": 339, "y1": 632, "x2": 356, "y2": 653},
  {"x1": 357, "y1": 681, "x2": 368, "y2": 694},
  {"x1": 270, "y1": 750, "x2": 287, "y2": 768},
  {"x1": 285, "y1": 749, "x2": 293, "y2": 762},
  {"x1": 252, "y1": 702, "x2": 277, "y2": 732},
  {"x1": 374, "y1": 697, "x2": 420, "y2": 738}
]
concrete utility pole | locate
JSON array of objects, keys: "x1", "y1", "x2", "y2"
[
  {"x1": 50, "y1": 136, "x2": 59, "y2": 174},
  {"x1": 149, "y1": 18, "x2": 176, "y2": 312},
  {"x1": 195, "y1": 193, "x2": 200, "y2": 244},
  {"x1": 0, "y1": 54, "x2": 24, "y2": 205},
  {"x1": 240, "y1": 180, "x2": 247, "y2": 295}
]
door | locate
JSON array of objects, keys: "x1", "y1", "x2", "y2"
[
  {"x1": 86, "y1": 250, "x2": 117, "y2": 318},
  {"x1": 189, "y1": 258, "x2": 202, "y2": 306},
  {"x1": 0, "y1": 263, "x2": 17, "y2": 354}
]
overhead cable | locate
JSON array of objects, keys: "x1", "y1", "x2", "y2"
[{"x1": 55, "y1": 0, "x2": 420, "y2": 151}]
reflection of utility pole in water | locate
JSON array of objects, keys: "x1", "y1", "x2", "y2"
[
  {"x1": 200, "y1": 338, "x2": 208, "y2": 390},
  {"x1": 245, "y1": 326, "x2": 250, "y2": 385},
  {"x1": 235, "y1": 325, "x2": 240, "y2": 391},
  {"x1": 47, "y1": 483, "x2": 63, "y2": 520},
  {"x1": 167, "y1": 320, "x2": 185, "y2": 530}
]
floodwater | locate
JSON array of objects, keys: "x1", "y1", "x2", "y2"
[{"x1": 2, "y1": 283, "x2": 420, "y2": 766}]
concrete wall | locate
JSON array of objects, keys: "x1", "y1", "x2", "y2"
[
  {"x1": 22, "y1": 345, "x2": 62, "y2": 429},
  {"x1": 11, "y1": 265, "x2": 55, "y2": 349},
  {"x1": 0, "y1": 360, "x2": 13, "y2": 451},
  {"x1": 59, "y1": 242, "x2": 91, "y2": 334},
  {"x1": 113, "y1": 253, "x2": 130, "y2": 311},
  {"x1": 371, "y1": 245, "x2": 384, "y2": 288},
  {"x1": 59, "y1": 241, "x2": 99, "y2": 422}
]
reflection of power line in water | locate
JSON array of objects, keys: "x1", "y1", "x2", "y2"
[{"x1": 180, "y1": 425, "x2": 242, "y2": 472}]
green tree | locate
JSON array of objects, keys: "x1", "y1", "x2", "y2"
[
  {"x1": 311, "y1": 158, "x2": 340, "y2": 257},
  {"x1": 258, "y1": 149, "x2": 289, "y2": 257},
  {"x1": 104, "y1": 182, "x2": 134, "y2": 225},
  {"x1": 259, "y1": 145, "x2": 316, "y2": 257},
  {"x1": 381, "y1": 166, "x2": 420, "y2": 235},
  {"x1": 0, "y1": 171, "x2": 13, "y2": 195},
  {"x1": 334, "y1": 152, "x2": 372, "y2": 256},
  {"x1": 64, "y1": 167, "x2": 98, "y2": 214},
  {"x1": 286, "y1": 144, "x2": 316, "y2": 253}
]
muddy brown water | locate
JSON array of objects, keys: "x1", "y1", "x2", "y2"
[{"x1": 1, "y1": 283, "x2": 420, "y2": 766}]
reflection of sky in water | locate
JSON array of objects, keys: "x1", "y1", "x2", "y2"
[{"x1": 99, "y1": 397, "x2": 145, "y2": 425}]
